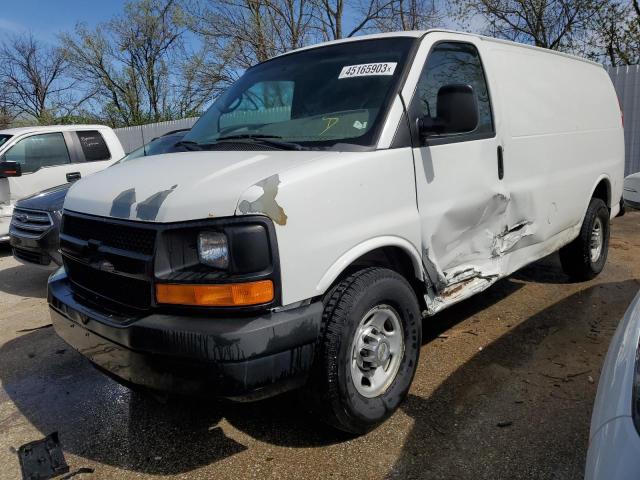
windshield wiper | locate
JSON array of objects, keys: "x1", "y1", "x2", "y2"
[
  {"x1": 174, "y1": 140, "x2": 203, "y2": 151},
  {"x1": 215, "y1": 134, "x2": 308, "y2": 151}
]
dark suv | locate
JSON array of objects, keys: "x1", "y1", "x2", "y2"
[{"x1": 10, "y1": 129, "x2": 188, "y2": 267}]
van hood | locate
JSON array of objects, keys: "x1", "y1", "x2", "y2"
[{"x1": 63, "y1": 150, "x2": 332, "y2": 223}]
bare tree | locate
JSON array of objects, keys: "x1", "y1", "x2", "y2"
[
  {"x1": 173, "y1": 45, "x2": 228, "y2": 117},
  {"x1": 187, "y1": 0, "x2": 317, "y2": 76},
  {"x1": 61, "y1": 0, "x2": 208, "y2": 126},
  {"x1": 454, "y1": 0, "x2": 608, "y2": 51},
  {"x1": 589, "y1": 0, "x2": 640, "y2": 65},
  {"x1": 0, "y1": 34, "x2": 76, "y2": 123},
  {"x1": 61, "y1": 22, "x2": 145, "y2": 126},
  {"x1": 0, "y1": 88, "x2": 16, "y2": 129},
  {"x1": 311, "y1": 0, "x2": 397, "y2": 40},
  {"x1": 267, "y1": 0, "x2": 317, "y2": 50},
  {"x1": 367, "y1": 0, "x2": 445, "y2": 32}
]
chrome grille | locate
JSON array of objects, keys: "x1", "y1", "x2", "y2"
[{"x1": 10, "y1": 208, "x2": 53, "y2": 239}]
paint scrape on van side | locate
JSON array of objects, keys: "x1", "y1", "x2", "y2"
[{"x1": 237, "y1": 174, "x2": 288, "y2": 226}]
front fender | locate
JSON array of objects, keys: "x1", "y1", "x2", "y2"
[{"x1": 315, "y1": 236, "x2": 424, "y2": 296}]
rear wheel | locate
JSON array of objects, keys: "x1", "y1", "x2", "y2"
[
  {"x1": 308, "y1": 267, "x2": 421, "y2": 434},
  {"x1": 560, "y1": 198, "x2": 610, "y2": 280}
]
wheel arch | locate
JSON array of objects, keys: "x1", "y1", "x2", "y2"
[
  {"x1": 590, "y1": 175, "x2": 612, "y2": 209},
  {"x1": 315, "y1": 236, "x2": 425, "y2": 298}
]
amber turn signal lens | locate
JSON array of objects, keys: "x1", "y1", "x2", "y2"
[{"x1": 156, "y1": 280, "x2": 274, "y2": 306}]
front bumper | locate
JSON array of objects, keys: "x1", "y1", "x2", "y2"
[
  {"x1": 10, "y1": 227, "x2": 61, "y2": 267},
  {"x1": 48, "y1": 270, "x2": 323, "y2": 400}
]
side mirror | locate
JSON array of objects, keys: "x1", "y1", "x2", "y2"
[
  {"x1": 418, "y1": 84, "x2": 479, "y2": 138},
  {"x1": 0, "y1": 161, "x2": 21, "y2": 178}
]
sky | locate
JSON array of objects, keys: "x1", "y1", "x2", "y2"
[{"x1": 0, "y1": 0, "x2": 130, "y2": 44}]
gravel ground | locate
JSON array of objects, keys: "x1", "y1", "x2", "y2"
[{"x1": 1, "y1": 211, "x2": 639, "y2": 480}]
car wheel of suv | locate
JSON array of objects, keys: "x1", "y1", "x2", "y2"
[
  {"x1": 308, "y1": 267, "x2": 421, "y2": 434},
  {"x1": 560, "y1": 198, "x2": 610, "y2": 281}
]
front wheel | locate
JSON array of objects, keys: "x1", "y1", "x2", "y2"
[
  {"x1": 560, "y1": 198, "x2": 610, "y2": 280},
  {"x1": 308, "y1": 267, "x2": 422, "y2": 434}
]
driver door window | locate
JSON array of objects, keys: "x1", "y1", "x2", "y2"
[
  {"x1": 413, "y1": 42, "x2": 494, "y2": 140},
  {"x1": 4, "y1": 133, "x2": 71, "y2": 173},
  {"x1": 219, "y1": 81, "x2": 294, "y2": 131}
]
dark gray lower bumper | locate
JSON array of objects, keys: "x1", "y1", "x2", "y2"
[
  {"x1": 48, "y1": 270, "x2": 323, "y2": 400},
  {"x1": 10, "y1": 228, "x2": 61, "y2": 267}
]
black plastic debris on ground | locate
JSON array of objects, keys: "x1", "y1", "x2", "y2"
[{"x1": 18, "y1": 432, "x2": 69, "y2": 480}]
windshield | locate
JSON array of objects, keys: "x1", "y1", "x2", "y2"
[
  {"x1": 0, "y1": 134, "x2": 12, "y2": 149},
  {"x1": 183, "y1": 37, "x2": 416, "y2": 150},
  {"x1": 117, "y1": 131, "x2": 187, "y2": 164}
]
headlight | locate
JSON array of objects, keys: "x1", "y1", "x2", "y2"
[
  {"x1": 198, "y1": 231, "x2": 229, "y2": 269},
  {"x1": 154, "y1": 217, "x2": 278, "y2": 307}
]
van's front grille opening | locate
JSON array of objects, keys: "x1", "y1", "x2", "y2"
[
  {"x1": 64, "y1": 257, "x2": 151, "y2": 310},
  {"x1": 60, "y1": 212, "x2": 156, "y2": 311},
  {"x1": 62, "y1": 213, "x2": 157, "y2": 255}
]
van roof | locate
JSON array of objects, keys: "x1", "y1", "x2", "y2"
[
  {"x1": 0, "y1": 124, "x2": 113, "y2": 137},
  {"x1": 279, "y1": 29, "x2": 601, "y2": 67}
]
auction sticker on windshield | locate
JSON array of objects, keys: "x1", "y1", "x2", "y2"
[{"x1": 339, "y1": 62, "x2": 397, "y2": 79}]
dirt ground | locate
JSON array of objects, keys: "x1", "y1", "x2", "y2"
[{"x1": 1, "y1": 212, "x2": 639, "y2": 480}]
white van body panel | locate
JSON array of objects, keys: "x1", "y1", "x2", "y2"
[
  {"x1": 235, "y1": 149, "x2": 420, "y2": 305},
  {"x1": 0, "y1": 125, "x2": 124, "y2": 238},
  {"x1": 62, "y1": 31, "x2": 624, "y2": 311}
]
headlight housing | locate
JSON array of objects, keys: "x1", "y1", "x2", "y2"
[
  {"x1": 153, "y1": 216, "x2": 279, "y2": 308},
  {"x1": 198, "y1": 231, "x2": 229, "y2": 269}
]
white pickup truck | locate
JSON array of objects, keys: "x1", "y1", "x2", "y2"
[
  {"x1": 0, "y1": 125, "x2": 124, "y2": 240},
  {"x1": 48, "y1": 30, "x2": 624, "y2": 434}
]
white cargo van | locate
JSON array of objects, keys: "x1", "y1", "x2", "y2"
[
  {"x1": 0, "y1": 125, "x2": 124, "y2": 240},
  {"x1": 49, "y1": 30, "x2": 624, "y2": 433}
]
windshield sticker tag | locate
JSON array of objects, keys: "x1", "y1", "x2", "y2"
[
  {"x1": 339, "y1": 62, "x2": 397, "y2": 79},
  {"x1": 353, "y1": 120, "x2": 367, "y2": 130}
]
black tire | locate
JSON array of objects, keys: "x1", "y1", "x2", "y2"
[
  {"x1": 618, "y1": 198, "x2": 626, "y2": 217},
  {"x1": 559, "y1": 198, "x2": 610, "y2": 281},
  {"x1": 307, "y1": 267, "x2": 422, "y2": 434}
]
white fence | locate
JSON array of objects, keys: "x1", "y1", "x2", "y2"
[{"x1": 114, "y1": 117, "x2": 198, "y2": 153}]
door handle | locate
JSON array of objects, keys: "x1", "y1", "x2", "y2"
[
  {"x1": 497, "y1": 146, "x2": 504, "y2": 180},
  {"x1": 66, "y1": 171, "x2": 81, "y2": 182}
]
